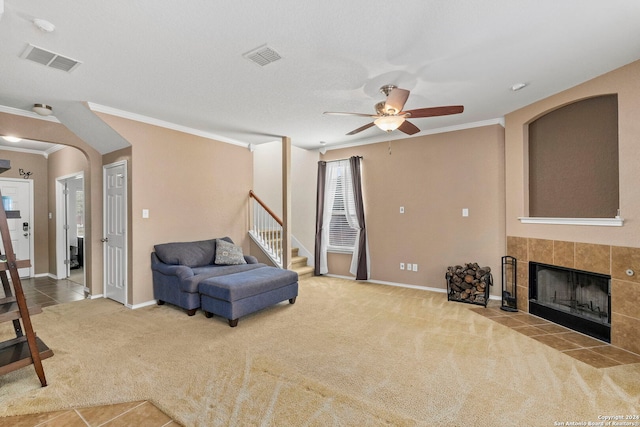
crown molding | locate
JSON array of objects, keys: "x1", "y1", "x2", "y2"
[
  {"x1": 322, "y1": 117, "x2": 505, "y2": 152},
  {"x1": 0, "y1": 104, "x2": 61, "y2": 123},
  {"x1": 0, "y1": 143, "x2": 55, "y2": 158},
  {"x1": 87, "y1": 103, "x2": 248, "y2": 148}
]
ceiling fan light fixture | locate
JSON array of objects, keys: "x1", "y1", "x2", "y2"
[
  {"x1": 374, "y1": 115, "x2": 405, "y2": 132},
  {"x1": 32, "y1": 104, "x2": 53, "y2": 116}
]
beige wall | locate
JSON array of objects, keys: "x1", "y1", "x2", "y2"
[
  {"x1": 97, "y1": 114, "x2": 253, "y2": 305},
  {"x1": 0, "y1": 113, "x2": 103, "y2": 295},
  {"x1": 253, "y1": 142, "x2": 318, "y2": 258},
  {"x1": 323, "y1": 124, "x2": 506, "y2": 293},
  {"x1": 253, "y1": 142, "x2": 282, "y2": 215},
  {"x1": 505, "y1": 59, "x2": 640, "y2": 247},
  {"x1": 0, "y1": 150, "x2": 48, "y2": 275}
]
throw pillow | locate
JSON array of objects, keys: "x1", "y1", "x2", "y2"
[{"x1": 214, "y1": 238, "x2": 247, "y2": 265}]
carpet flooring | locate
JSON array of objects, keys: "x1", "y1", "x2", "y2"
[{"x1": 1, "y1": 276, "x2": 638, "y2": 426}]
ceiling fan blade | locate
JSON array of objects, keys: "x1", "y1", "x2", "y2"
[
  {"x1": 398, "y1": 120, "x2": 420, "y2": 135},
  {"x1": 346, "y1": 122, "x2": 375, "y2": 135},
  {"x1": 384, "y1": 88, "x2": 410, "y2": 114},
  {"x1": 323, "y1": 111, "x2": 377, "y2": 118},
  {"x1": 403, "y1": 105, "x2": 464, "y2": 118}
]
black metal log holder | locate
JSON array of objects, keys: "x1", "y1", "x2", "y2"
[
  {"x1": 446, "y1": 263, "x2": 493, "y2": 307},
  {"x1": 501, "y1": 255, "x2": 518, "y2": 312}
]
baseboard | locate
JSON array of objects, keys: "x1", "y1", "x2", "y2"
[
  {"x1": 89, "y1": 293, "x2": 103, "y2": 300},
  {"x1": 127, "y1": 300, "x2": 157, "y2": 310},
  {"x1": 34, "y1": 273, "x2": 58, "y2": 279},
  {"x1": 325, "y1": 275, "x2": 500, "y2": 300}
]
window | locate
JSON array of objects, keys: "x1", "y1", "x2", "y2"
[{"x1": 328, "y1": 162, "x2": 357, "y2": 252}]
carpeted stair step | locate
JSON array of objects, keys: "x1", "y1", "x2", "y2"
[
  {"x1": 291, "y1": 255, "x2": 307, "y2": 269},
  {"x1": 293, "y1": 265, "x2": 314, "y2": 280}
]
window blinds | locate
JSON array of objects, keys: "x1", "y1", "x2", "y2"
[{"x1": 328, "y1": 162, "x2": 357, "y2": 250}]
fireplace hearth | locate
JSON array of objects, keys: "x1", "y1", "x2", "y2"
[{"x1": 529, "y1": 262, "x2": 611, "y2": 342}]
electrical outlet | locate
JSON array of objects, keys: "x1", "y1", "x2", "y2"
[
  {"x1": 406, "y1": 263, "x2": 412, "y2": 271},
  {"x1": 413, "y1": 263, "x2": 418, "y2": 272},
  {"x1": 400, "y1": 263, "x2": 405, "y2": 270},
  {"x1": 142, "y1": 209, "x2": 149, "y2": 218}
]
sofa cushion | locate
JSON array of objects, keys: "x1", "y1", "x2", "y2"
[
  {"x1": 182, "y1": 264, "x2": 268, "y2": 293},
  {"x1": 154, "y1": 238, "x2": 232, "y2": 267},
  {"x1": 199, "y1": 267, "x2": 298, "y2": 302},
  {"x1": 214, "y1": 238, "x2": 247, "y2": 265}
]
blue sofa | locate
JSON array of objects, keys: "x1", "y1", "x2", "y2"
[{"x1": 151, "y1": 237, "x2": 266, "y2": 315}]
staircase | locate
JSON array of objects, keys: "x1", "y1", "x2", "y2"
[
  {"x1": 291, "y1": 247, "x2": 314, "y2": 280},
  {"x1": 249, "y1": 191, "x2": 314, "y2": 280}
]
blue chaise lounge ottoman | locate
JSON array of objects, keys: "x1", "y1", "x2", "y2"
[{"x1": 199, "y1": 267, "x2": 298, "y2": 327}]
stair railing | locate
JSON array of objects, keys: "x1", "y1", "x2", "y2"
[{"x1": 249, "y1": 190, "x2": 283, "y2": 268}]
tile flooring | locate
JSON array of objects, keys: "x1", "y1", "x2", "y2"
[
  {"x1": 0, "y1": 401, "x2": 179, "y2": 427},
  {"x1": 1, "y1": 275, "x2": 87, "y2": 307},
  {"x1": 2, "y1": 276, "x2": 180, "y2": 426},
  {"x1": 473, "y1": 305, "x2": 640, "y2": 368}
]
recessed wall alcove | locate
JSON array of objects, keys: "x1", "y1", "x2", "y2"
[{"x1": 527, "y1": 94, "x2": 619, "y2": 219}]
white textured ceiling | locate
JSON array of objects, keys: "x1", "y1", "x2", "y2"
[{"x1": 1, "y1": 0, "x2": 640, "y2": 152}]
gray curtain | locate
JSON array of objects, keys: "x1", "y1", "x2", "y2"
[
  {"x1": 349, "y1": 156, "x2": 369, "y2": 280},
  {"x1": 314, "y1": 161, "x2": 326, "y2": 276}
]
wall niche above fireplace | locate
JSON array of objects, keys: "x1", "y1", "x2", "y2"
[
  {"x1": 529, "y1": 262, "x2": 611, "y2": 342},
  {"x1": 528, "y1": 94, "x2": 619, "y2": 219}
]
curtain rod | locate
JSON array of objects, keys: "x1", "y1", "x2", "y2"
[{"x1": 322, "y1": 156, "x2": 363, "y2": 164}]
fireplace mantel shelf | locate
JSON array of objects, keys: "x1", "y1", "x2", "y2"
[{"x1": 518, "y1": 217, "x2": 624, "y2": 227}]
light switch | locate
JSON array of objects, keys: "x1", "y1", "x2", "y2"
[
  {"x1": 400, "y1": 206, "x2": 405, "y2": 214},
  {"x1": 462, "y1": 208, "x2": 469, "y2": 217},
  {"x1": 142, "y1": 209, "x2": 149, "y2": 219}
]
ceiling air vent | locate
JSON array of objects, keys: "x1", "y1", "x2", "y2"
[
  {"x1": 20, "y1": 44, "x2": 82, "y2": 73},
  {"x1": 243, "y1": 44, "x2": 281, "y2": 67}
]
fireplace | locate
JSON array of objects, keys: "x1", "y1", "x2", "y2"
[{"x1": 529, "y1": 262, "x2": 611, "y2": 342}]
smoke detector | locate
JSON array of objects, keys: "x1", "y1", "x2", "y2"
[{"x1": 33, "y1": 18, "x2": 55, "y2": 32}]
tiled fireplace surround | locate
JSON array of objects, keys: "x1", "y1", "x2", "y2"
[{"x1": 506, "y1": 237, "x2": 640, "y2": 356}]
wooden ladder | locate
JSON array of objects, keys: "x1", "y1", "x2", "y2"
[{"x1": 0, "y1": 185, "x2": 52, "y2": 386}]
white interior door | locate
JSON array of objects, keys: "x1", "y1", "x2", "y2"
[
  {"x1": 103, "y1": 161, "x2": 127, "y2": 304},
  {"x1": 0, "y1": 179, "x2": 33, "y2": 277}
]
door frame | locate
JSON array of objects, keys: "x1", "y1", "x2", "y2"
[
  {"x1": 55, "y1": 172, "x2": 84, "y2": 281},
  {"x1": 0, "y1": 177, "x2": 35, "y2": 277},
  {"x1": 103, "y1": 160, "x2": 128, "y2": 305}
]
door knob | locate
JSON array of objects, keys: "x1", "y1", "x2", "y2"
[
  {"x1": 24, "y1": 233, "x2": 28, "y2": 237},
  {"x1": 101, "y1": 237, "x2": 109, "y2": 243}
]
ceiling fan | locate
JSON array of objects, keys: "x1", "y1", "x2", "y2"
[{"x1": 324, "y1": 85, "x2": 464, "y2": 136}]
